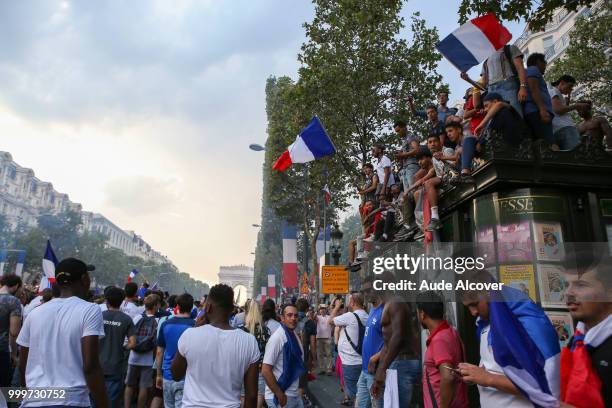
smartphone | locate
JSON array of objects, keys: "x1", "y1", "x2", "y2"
[{"x1": 441, "y1": 365, "x2": 461, "y2": 376}]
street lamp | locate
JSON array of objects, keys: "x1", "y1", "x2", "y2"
[
  {"x1": 249, "y1": 144, "x2": 265, "y2": 151},
  {"x1": 330, "y1": 224, "x2": 343, "y2": 266}
]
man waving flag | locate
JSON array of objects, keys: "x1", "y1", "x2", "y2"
[{"x1": 272, "y1": 116, "x2": 336, "y2": 171}]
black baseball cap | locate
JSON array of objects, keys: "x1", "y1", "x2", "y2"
[{"x1": 55, "y1": 258, "x2": 95, "y2": 284}]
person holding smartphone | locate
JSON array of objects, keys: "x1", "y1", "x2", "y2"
[{"x1": 417, "y1": 291, "x2": 468, "y2": 408}]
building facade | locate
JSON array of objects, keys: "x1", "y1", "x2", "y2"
[
  {"x1": 514, "y1": 0, "x2": 605, "y2": 63},
  {"x1": 218, "y1": 265, "x2": 254, "y2": 300},
  {"x1": 0, "y1": 151, "x2": 169, "y2": 264}
]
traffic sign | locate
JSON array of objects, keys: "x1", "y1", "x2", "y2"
[{"x1": 321, "y1": 265, "x2": 349, "y2": 294}]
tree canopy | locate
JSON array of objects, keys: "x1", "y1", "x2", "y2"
[
  {"x1": 457, "y1": 0, "x2": 598, "y2": 31},
  {"x1": 545, "y1": 2, "x2": 611, "y2": 118}
]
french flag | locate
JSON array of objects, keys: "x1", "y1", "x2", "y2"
[
  {"x1": 272, "y1": 116, "x2": 336, "y2": 171},
  {"x1": 127, "y1": 268, "x2": 139, "y2": 283},
  {"x1": 41, "y1": 240, "x2": 58, "y2": 289},
  {"x1": 322, "y1": 185, "x2": 331, "y2": 206},
  {"x1": 436, "y1": 13, "x2": 512, "y2": 72},
  {"x1": 482, "y1": 286, "x2": 561, "y2": 407},
  {"x1": 282, "y1": 223, "x2": 298, "y2": 288}
]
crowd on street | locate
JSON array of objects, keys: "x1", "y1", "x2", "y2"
[
  {"x1": 348, "y1": 46, "x2": 611, "y2": 266},
  {"x1": 0, "y1": 249, "x2": 610, "y2": 408}
]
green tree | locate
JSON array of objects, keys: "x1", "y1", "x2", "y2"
[
  {"x1": 263, "y1": 1, "x2": 443, "y2": 292},
  {"x1": 457, "y1": 0, "x2": 598, "y2": 31},
  {"x1": 545, "y1": 3, "x2": 611, "y2": 118}
]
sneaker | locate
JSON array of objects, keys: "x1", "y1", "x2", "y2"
[
  {"x1": 426, "y1": 218, "x2": 442, "y2": 232},
  {"x1": 349, "y1": 263, "x2": 363, "y2": 273},
  {"x1": 363, "y1": 235, "x2": 375, "y2": 243},
  {"x1": 356, "y1": 251, "x2": 369, "y2": 261},
  {"x1": 413, "y1": 232, "x2": 425, "y2": 241}
]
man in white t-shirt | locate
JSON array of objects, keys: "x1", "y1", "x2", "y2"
[
  {"x1": 328, "y1": 294, "x2": 368, "y2": 405},
  {"x1": 17, "y1": 258, "x2": 108, "y2": 408},
  {"x1": 458, "y1": 272, "x2": 538, "y2": 408},
  {"x1": 121, "y1": 282, "x2": 144, "y2": 319},
  {"x1": 315, "y1": 305, "x2": 332, "y2": 375},
  {"x1": 372, "y1": 144, "x2": 395, "y2": 196},
  {"x1": 262, "y1": 304, "x2": 306, "y2": 408},
  {"x1": 549, "y1": 75, "x2": 587, "y2": 151},
  {"x1": 170, "y1": 284, "x2": 260, "y2": 408}
]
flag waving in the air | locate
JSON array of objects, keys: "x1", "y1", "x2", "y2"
[
  {"x1": 272, "y1": 116, "x2": 336, "y2": 171},
  {"x1": 127, "y1": 269, "x2": 139, "y2": 283},
  {"x1": 436, "y1": 13, "x2": 512, "y2": 72},
  {"x1": 40, "y1": 240, "x2": 58, "y2": 290},
  {"x1": 322, "y1": 185, "x2": 331, "y2": 206}
]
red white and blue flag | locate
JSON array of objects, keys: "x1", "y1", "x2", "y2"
[
  {"x1": 40, "y1": 240, "x2": 58, "y2": 290},
  {"x1": 272, "y1": 116, "x2": 336, "y2": 171},
  {"x1": 281, "y1": 223, "x2": 298, "y2": 288},
  {"x1": 322, "y1": 185, "x2": 331, "y2": 206},
  {"x1": 436, "y1": 13, "x2": 512, "y2": 72},
  {"x1": 127, "y1": 268, "x2": 139, "y2": 283}
]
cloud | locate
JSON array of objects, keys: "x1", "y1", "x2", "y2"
[
  {"x1": 104, "y1": 175, "x2": 183, "y2": 216},
  {"x1": 0, "y1": 0, "x2": 312, "y2": 125}
]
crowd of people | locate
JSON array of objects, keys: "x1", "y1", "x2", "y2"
[
  {"x1": 0, "y1": 249, "x2": 609, "y2": 408},
  {"x1": 348, "y1": 46, "x2": 611, "y2": 266}
]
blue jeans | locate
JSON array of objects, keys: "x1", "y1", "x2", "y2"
[
  {"x1": 163, "y1": 378, "x2": 185, "y2": 408},
  {"x1": 356, "y1": 371, "x2": 381, "y2": 408},
  {"x1": 266, "y1": 396, "x2": 304, "y2": 408},
  {"x1": 399, "y1": 164, "x2": 419, "y2": 192},
  {"x1": 489, "y1": 78, "x2": 522, "y2": 118},
  {"x1": 342, "y1": 364, "x2": 362, "y2": 399},
  {"x1": 356, "y1": 360, "x2": 421, "y2": 408},
  {"x1": 91, "y1": 375, "x2": 122, "y2": 408},
  {"x1": 389, "y1": 359, "x2": 421, "y2": 408},
  {"x1": 461, "y1": 136, "x2": 477, "y2": 171},
  {"x1": 525, "y1": 111, "x2": 554, "y2": 145},
  {"x1": 554, "y1": 126, "x2": 581, "y2": 150}
]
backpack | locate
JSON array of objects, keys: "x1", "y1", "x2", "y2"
[
  {"x1": 132, "y1": 314, "x2": 158, "y2": 353},
  {"x1": 240, "y1": 323, "x2": 271, "y2": 365},
  {"x1": 344, "y1": 312, "x2": 365, "y2": 355}
]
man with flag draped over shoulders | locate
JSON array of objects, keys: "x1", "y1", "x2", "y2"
[
  {"x1": 262, "y1": 303, "x2": 306, "y2": 408},
  {"x1": 457, "y1": 269, "x2": 560, "y2": 407},
  {"x1": 561, "y1": 248, "x2": 612, "y2": 408}
]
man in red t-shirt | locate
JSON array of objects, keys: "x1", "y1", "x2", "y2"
[{"x1": 417, "y1": 291, "x2": 468, "y2": 408}]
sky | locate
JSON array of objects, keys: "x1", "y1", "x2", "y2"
[{"x1": 0, "y1": 0, "x2": 525, "y2": 285}]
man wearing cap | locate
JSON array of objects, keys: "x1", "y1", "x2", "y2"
[
  {"x1": 316, "y1": 304, "x2": 333, "y2": 375},
  {"x1": 17, "y1": 258, "x2": 109, "y2": 408}
]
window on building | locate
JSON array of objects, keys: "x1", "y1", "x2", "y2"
[{"x1": 542, "y1": 36, "x2": 554, "y2": 54}]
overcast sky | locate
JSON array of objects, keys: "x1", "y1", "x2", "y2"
[{"x1": 0, "y1": 0, "x2": 524, "y2": 285}]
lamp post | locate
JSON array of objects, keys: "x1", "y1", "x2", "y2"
[{"x1": 330, "y1": 224, "x2": 343, "y2": 266}]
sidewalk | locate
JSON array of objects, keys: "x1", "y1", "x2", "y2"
[{"x1": 307, "y1": 372, "x2": 346, "y2": 408}]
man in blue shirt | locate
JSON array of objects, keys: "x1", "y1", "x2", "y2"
[
  {"x1": 156, "y1": 293, "x2": 195, "y2": 408},
  {"x1": 524, "y1": 53, "x2": 555, "y2": 149},
  {"x1": 355, "y1": 276, "x2": 385, "y2": 408}
]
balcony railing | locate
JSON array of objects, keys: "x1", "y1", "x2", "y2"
[{"x1": 544, "y1": 32, "x2": 571, "y2": 61}]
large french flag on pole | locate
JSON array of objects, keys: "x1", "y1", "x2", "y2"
[
  {"x1": 272, "y1": 116, "x2": 336, "y2": 171},
  {"x1": 41, "y1": 240, "x2": 58, "y2": 289},
  {"x1": 436, "y1": 13, "x2": 512, "y2": 72},
  {"x1": 482, "y1": 286, "x2": 561, "y2": 407},
  {"x1": 282, "y1": 223, "x2": 298, "y2": 288}
]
